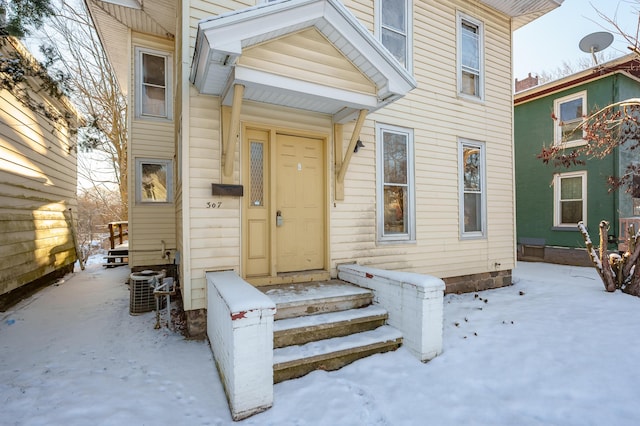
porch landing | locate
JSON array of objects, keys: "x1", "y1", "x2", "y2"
[{"x1": 260, "y1": 280, "x2": 402, "y2": 383}]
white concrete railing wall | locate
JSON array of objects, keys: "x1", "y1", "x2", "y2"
[
  {"x1": 338, "y1": 264, "x2": 445, "y2": 362},
  {"x1": 206, "y1": 271, "x2": 276, "y2": 421}
]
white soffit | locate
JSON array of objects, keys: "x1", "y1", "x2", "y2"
[
  {"x1": 86, "y1": 0, "x2": 175, "y2": 39},
  {"x1": 479, "y1": 0, "x2": 564, "y2": 30},
  {"x1": 190, "y1": 0, "x2": 417, "y2": 122}
]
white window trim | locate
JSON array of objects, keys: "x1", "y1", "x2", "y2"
[
  {"x1": 553, "y1": 170, "x2": 587, "y2": 228},
  {"x1": 459, "y1": 139, "x2": 487, "y2": 239},
  {"x1": 553, "y1": 91, "x2": 587, "y2": 148},
  {"x1": 135, "y1": 158, "x2": 174, "y2": 205},
  {"x1": 376, "y1": 122, "x2": 416, "y2": 243},
  {"x1": 456, "y1": 12, "x2": 484, "y2": 101},
  {"x1": 375, "y1": 0, "x2": 413, "y2": 72},
  {"x1": 134, "y1": 46, "x2": 173, "y2": 121}
]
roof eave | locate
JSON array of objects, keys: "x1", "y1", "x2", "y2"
[{"x1": 479, "y1": 0, "x2": 564, "y2": 30}]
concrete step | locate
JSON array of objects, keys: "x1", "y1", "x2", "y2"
[
  {"x1": 273, "y1": 305, "x2": 388, "y2": 348},
  {"x1": 273, "y1": 325, "x2": 402, "y2": 383},
  {"x1": 262, "y1": 280, "x2": 373, "y2": 320}
]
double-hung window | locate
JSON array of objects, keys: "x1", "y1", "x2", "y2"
[
  {"x1": 377, "y1": 0, "x2": 412, "y2": 69},
  {"x1": 459, "y1": 140, "x2": 486, "y2": 238},
  {"x1": 554, "y1": 171, "x2": 586, "y2": 227},
  {"x1": 457, "y1": 13, "x2": 483, "y2": 100},
  {"x1": 135, "y1": 47, "x2": 172, "y2": 120},
  {"x1": 554, "y1": 91, "x2": 586, "y2": 147},
  {"x1": 377, "y1": 123, "x2": 415, "y2": 242}
]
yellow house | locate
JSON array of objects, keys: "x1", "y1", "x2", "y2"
[
  {"x1": 85, "y1": 0, "x2": 562, "y2": 335},
  {"x1": 86, "y1": 0, "x2": 562, "y2": 418},
  {"x1": 0, "y1": 37, "x2": 81, "y2": 310}
]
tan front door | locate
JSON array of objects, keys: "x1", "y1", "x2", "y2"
[
  {"x1": 275, "y1": 134, "x2": 325, "y2": 272},
  {"x1": 243, "y1": 129, "x2": 325, "y2": 277}
]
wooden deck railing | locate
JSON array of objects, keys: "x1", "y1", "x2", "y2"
[{"x1": 107, "y1": 221, "x2": 128, "y2": 250}]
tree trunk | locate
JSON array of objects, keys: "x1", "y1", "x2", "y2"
[
  {"x1": 623, "y1": 262, "x2": 640, "y2": 296},
  {"x1": 599, "y1": 221, "x2": 617, "y2": 292}
]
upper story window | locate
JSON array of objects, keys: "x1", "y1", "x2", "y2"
[
  {"x1": 376, "y1": 0, "x2": 412, "y2": 70},
  {"x1": 457, "y1": 13, "x2": 484, "y2": 100},
  {"x1": 135, "y1": 47, "x2": 172, "y2": 120},
  {"x1": 554, "y1": 91, "x2": 586, "y2": 147},
  {"x1": 376, "y1": 123, "x2": 415, "y2": 242},
  {"x1": 459, "y1": 139, "x2": 486, "y2": 238},
  {"x1": 553, "y1": 171, "x2": 587, "y2": 227}
]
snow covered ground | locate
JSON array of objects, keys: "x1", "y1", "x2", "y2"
[{"x1": 2, "y1": 260, "x2": 640, "y2": 426}]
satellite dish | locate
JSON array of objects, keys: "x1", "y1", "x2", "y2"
[{"x1": 579, "y1": 31, "x2": 614, "y2": 65}]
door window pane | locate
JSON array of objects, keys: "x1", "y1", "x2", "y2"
[{"x1": 250, "y1": 141, "x2": 264, "y2": 207}]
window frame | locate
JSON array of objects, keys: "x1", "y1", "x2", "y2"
[
  {"x1": 553, "y1": 91, "x2": 587, "y2": 148},
  {"x1": 134, "y1": 46, "x2": 173, "y2": 121},
  {"x1": 459, "y1": 139, "x2": 487, "y2": 239},
  {"x1": 375, "y1": 0, "x2": 413, "y2": 71},
  {"x1": 135, "y1": 158, "x2": 174, "y2": 205},
  {"x1": 553, "y1": 171, "x2": 587, "y2": 228},
  {"x1": 456, "y1": 12, "x2": 484, "y2": 101},
  {"x1": 376, "y1": 122, "x2": 416, "y2": 243}
]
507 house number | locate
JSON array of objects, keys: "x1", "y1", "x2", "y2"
[{"x1": 206, "y1": 202, "x2": 222, "y2": 209}]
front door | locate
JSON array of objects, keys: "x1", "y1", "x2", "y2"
[
  {"x1": 275, "y1": 134, "x2": 325, "y2": 272},
  {"x1": 243, "y1": 129, "x2": 325, "y2": 277}
]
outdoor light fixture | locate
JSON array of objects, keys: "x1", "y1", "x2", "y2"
[{"x1": 354, "y1": 139, "x2": 365, "y2": 153}]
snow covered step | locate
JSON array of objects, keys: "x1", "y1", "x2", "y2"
[
  {"x1": 273, "y1": 325, "x2": 402, "y2": 383},
  {"x1": 262, "y1": 280, "x2": 374, "y2": 320},
  {"x1": 274, "y1": 305, "x2": 388, "y2": 348}
]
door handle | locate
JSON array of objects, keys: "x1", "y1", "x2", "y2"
[{"x1": 276, "y1": 210, "x2": 283, "y2": 227}]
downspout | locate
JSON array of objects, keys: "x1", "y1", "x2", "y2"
[{"x1": 181, "y1": 0, "x2": 192, "y2": 310}]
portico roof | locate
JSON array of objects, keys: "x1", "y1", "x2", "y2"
[{"x1": 189, "y1": 0, "x2": 417, "y2": 123}]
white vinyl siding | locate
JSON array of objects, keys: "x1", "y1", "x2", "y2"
[
  {"x1": 554, "y1": 91, "x2": 586, "y2": 147},
  {"x1": 336, "y1": 0, "x2": 514, "y2": 277},
  {"x1": 554, "y1": 171, "x2": 587, "y2": 227},
  {"x1": 457, "y1": 12, "x2": 484, "y2": 100}
]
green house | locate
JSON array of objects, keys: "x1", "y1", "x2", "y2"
[{"x1": 514, "y1": 54, "x2": 640, "y2": 265}]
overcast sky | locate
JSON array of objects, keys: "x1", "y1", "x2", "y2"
[{"x1": 513, "y1": 0, "x2": 640, "y2": 79}]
